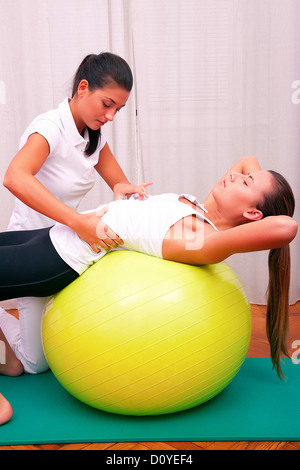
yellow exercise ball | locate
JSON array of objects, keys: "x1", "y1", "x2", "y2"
[{"x1": 42, "y1": 251, "x2": 251, "y2": 416}]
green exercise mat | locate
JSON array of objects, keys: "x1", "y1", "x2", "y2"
[{"x1": 0, "y1": 358, "x2": 299, "y2": 445}]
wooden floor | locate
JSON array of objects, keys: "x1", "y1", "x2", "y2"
[{"x1": 1, "y1": 302, "x2": 299, "y2": 451}]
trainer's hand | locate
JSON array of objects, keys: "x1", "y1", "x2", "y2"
[
  {"x1": 95, "y1": 206, "x2": 123, "y2": 251},
  {"x1": 73, "y1": 208, "x2": 123, "y2": 253},
  {"x1": 113, "y1": 182, "x2": 153, "y2": 201}
]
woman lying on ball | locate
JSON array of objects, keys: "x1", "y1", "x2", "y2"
[{"x1": 0, "y1": 156, "x2": 297, "y2": 380}]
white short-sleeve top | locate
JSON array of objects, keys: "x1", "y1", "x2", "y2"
[{"x1": 7, "y1": 98, "x2": 107, "y2": 230}]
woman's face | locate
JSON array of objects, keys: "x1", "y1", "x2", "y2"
[
  {"x1": 212, "y1": 170, "x2": 275, "y2": 221},
  {"x1": 73, "y1": 81, "x2": 130, "y2": 133}
]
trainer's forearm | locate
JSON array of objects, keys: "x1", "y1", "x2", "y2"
[{"x1": 95, "y1": 143, "x2": 130, "y2": 191}]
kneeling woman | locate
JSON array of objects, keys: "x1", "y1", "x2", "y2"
[{"x1": 0, "y1": 157, "x2": 297, "y2": 379}]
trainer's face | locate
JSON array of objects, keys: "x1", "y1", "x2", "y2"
[{"x1": 72, "y1": 81, "x2": 130, "y2": 133}]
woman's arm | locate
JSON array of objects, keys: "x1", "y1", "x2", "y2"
[
  {"x1": 217, "y1": 156, "x2": 262, "y2": 182},
  {"x1": 197, "y1": 216, "x2": 297, "y2": 264},
  {"x1": 163, "y1": 216, "x2": 298, "y2": 265},
  {"x1": 203, "y1": 156, "x2": 262, "y2": 206}
]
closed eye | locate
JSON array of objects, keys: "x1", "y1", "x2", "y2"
[
  {"x1": 103, "y1": 102, "x2": 123, "y2": 113},
  {"x1": 244, "y1": 174, "x2": 254, "y2": 186}
]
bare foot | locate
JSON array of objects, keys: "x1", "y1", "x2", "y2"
[{"x1": 0, "y1": 393, "x2": 13, "y2": 425}]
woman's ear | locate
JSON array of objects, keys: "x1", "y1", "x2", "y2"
[{"x1": 243, "y1": 208, "x2": 263, "y2": 221}]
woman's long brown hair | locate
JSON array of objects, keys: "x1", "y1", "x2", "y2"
[{"x1": 257, "y1": 171, "x2": 295, "y2": 379}]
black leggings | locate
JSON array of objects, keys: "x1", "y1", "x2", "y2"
[{"x1": 0, "y1": 227, "x2": 79, "y2": 301}]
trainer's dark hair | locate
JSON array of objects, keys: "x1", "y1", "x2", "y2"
[{"x1": 72, "y1": 52, "x2": 133, "y2": 156}]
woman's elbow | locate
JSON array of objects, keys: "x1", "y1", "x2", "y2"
[
  {"x1": 278, "y1": 216, "x2": 298, "y2": 245},
  {"x1": 193, "y1": 247, "x2": 228, "y2": 265},
  {"x1": 287, "y1": 218, "x2": 298, "y2": 244}
]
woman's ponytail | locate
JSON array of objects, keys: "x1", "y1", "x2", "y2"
[
  {"x1": 266, "y1": 246, "x2": 291, "y2": 379},
  {"x1": 257, "y1": 170, "x2": 295, "y2": 379}
]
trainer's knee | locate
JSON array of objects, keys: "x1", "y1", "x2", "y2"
[
  {"x1": 7, "y1": 358, "x2": 24, "y2": 377},
  {"x1": 22, "y1": 355, "x2": 49, "y2": 375}
]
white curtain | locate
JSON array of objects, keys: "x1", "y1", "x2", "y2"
[
  {"x1": 0, "y1": 0, "x2": 138, "y2": 211},
  {"x1": 0, "y1": 0, "x2": 299, "y2": 304}
]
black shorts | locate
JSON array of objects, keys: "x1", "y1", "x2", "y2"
[{"x1": 0, "y1": 227, "x2": 79, "y2": 301}]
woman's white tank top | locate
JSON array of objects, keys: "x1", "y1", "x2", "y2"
[{"x1": 50, "y1": 193, "x2": 218, "y2": 274}]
